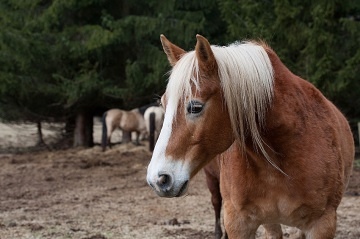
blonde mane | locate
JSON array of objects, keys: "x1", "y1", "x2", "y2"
[{"x1": 167, "y1": 41, "x2": 284, "y2": 173}]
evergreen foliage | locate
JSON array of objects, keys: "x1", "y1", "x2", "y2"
[
  {"x1": 0, "y1": 0, "x2": 359, "y2": 142},
  {"x1": 219, "y1": 0, "x2": 360, "y2": 127},
  {"x1": 0, "y1": 0, "x2": 223, "y2": 121}
]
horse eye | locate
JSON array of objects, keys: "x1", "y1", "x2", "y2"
[{"x1": 186, "y1": 101, "x2": 204, "y2": 115}]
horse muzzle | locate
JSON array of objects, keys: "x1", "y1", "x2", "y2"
[{"x1": 147, "y1": 171, "x2": 189, "y2": 197}]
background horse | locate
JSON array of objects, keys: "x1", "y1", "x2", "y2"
[
  {"x1": 147, "y1": 35, "x2": 354, "y2": 238},
  {"x1": 144, "y1": 106, "x2": 165, "y2": 151},
  {"x1": 101, "y1": 108, "x2": 146, "y2": 151}
]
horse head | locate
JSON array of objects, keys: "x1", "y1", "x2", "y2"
[{"x1": 146, "y1": 35, "x2": 233, "y2": 197}]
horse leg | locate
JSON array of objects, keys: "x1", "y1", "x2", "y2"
[
  {"x1": 223, "y1": 201, "x2": 258, "y2": 238},
  {"x1": 135, "y1": 131, "x2": 141, "y2": 146},
  {"x1": 107, "y1": 136, "x2": 111, "y2": 148},
  {"x1": 107, "y1": 128, "x2": 113, "y2": 149},
  {"x1": 204, "y1": 169, "x2": 224, "y2": 239},
  {"x1": 303, "y1": 209, "x2": 336, "y2": 239},
  {"x1": 262, "y1": 224, "x2": 283, "y2": 239}
]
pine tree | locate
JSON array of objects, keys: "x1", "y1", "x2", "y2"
[
  {"x1": 219, "y1": 0, "x2": 360, "y2": 142},
  {"x1": 0, "y1": 0, "x2": 225, "y2": 147}
]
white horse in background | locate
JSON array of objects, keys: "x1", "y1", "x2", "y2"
[{"x1": 144, "y1": 106, "x2": 165, "y2": 151}]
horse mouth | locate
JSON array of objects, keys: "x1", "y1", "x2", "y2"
[{"x1": 176, "y1": 180, "x2": 189, "y2": 197}]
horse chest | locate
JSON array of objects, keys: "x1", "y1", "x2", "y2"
[{"x1": 220, "y1": 162, "x2": 327, "y2": 228}]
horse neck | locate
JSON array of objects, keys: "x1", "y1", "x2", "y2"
[
  {"x1": 261, "y1": 48, "x2": 329, "y2": 161},
  {"x1": 221, "y1": 140, "x2": 277, "y2": 176}
]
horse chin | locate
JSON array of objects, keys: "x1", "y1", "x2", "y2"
[{"x1": 175, "y1": 180, "x2": 189, "y2": 197}]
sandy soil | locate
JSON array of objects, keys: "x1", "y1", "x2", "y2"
[{"x1": 0, "y1": 121, "x2": 359, "y2": 239}]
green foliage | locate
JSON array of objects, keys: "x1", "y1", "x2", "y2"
[
  {"x1": 0, "y1": 0, "x2": 225, "y2": 121},
  {"x1": 219, "y1": 0, "x2": 360, "y2": 121},
  {"x1": 0, "y1": 0, "x2": 359, "y2": 139}
]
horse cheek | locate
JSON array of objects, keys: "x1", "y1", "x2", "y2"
[{"x1": 205, "y1": 107, "x2": 233, "y2": 156}]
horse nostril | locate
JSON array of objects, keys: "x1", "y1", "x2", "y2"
[
  {"x1": 156, "y1": 174, "x2": 172, "y2": 190},
  {"x1": 158, "y1": 174, "x2": 167, "y2": 185}
]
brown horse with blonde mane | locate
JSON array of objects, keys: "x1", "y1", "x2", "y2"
[{"x1": 146, "y1": 34, "x2": 354, "y2": 238}]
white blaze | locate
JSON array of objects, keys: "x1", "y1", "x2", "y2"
[{"x1": 146, "y1": 97, "x2": 190, "y2": 194}]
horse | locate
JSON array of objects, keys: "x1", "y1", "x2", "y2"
[
  {"x1": 144, "y1": 106, "x2": 165, "y2": 151},
  {"x1": 101, "y1": 108, "x2": 147, "y2": 151},
  {"x1": 146, "y1": 34, "x2": 354, "y2": 238}
]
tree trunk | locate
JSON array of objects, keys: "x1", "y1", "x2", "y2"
[
  {"x1": 36, "y1": 121, "x2": 51, "y2": 150},
  {"x1": 36, "y1": 121, "x2": 45, "y2": 146},
  {"x1": 65, "y1": 116, "x2": 75, "y2": 137},
  {"x1": 73, "y1": 111, "x2": 94, "y2": 147}
]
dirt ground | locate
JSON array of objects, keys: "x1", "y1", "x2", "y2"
[{"x1": 0, "y1": 121, "x2": 359, "y2": 239}]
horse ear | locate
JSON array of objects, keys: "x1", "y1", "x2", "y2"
[
  {"x1": 160, "y1": 34, "x2": 186, "y2": 66},
  {"x1": 195, "y1": 34, "x2": 216, "y2": 72}
]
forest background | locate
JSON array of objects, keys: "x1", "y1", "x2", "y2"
[{"x1": 0, "y1": 0, "x2": 359, "y2": 147}]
